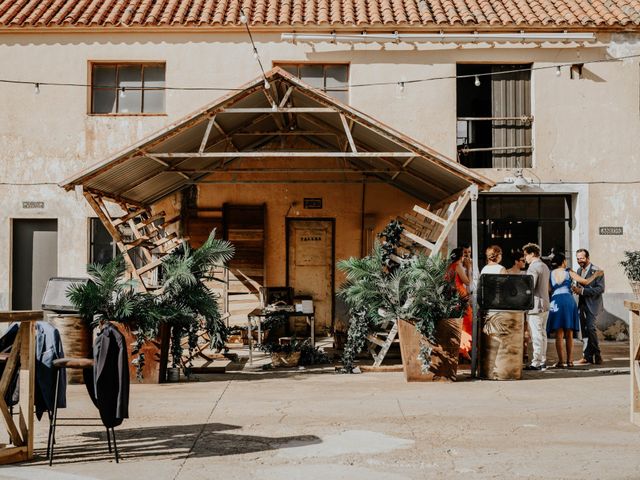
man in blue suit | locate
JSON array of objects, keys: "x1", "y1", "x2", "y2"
[{"x1": 572, "y1": 249, "x2": 605, "y2": 365}]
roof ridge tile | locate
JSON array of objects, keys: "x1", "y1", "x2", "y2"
[{"x1": 1, "y1": 0, "x2": 639, "y2": 27}]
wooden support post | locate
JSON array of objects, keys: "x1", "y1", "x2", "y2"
[
  {"x1": 0, "y1": 311, "x2": 40, "y2": 465},
  {"x1": 625, "y1": 300, "x2": 640, "y2": 426}
]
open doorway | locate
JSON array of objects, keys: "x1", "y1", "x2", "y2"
[{"x1": 12, "y1": 219, "x2": 58, "y2": 310}]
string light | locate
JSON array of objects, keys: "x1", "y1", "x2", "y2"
[
  {"x1": 34, "y1": 83, "x2": 39, "y2": 94},
  {"x1": 474, "y1": 75, "x2": 481, "y2": 87},
  {"x1": 555, "y1": 66, "x2": 562, "y2": 76},
  {"x1": 119, "y1": 86, "x2": 126, "y2": 97},
  {"x1": 3, "y1": 53, "x2": 640, "y2": 93},
  {"x1": 239, "y1": 11, "x2": 248, "y2": 24},
  {"x1": 398, "y1": 81, "x2": 405, "y2": 92}
]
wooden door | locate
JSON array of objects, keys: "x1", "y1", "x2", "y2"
[{"x1": 287, "y1": 219, "x2": 334, "y2": 334}]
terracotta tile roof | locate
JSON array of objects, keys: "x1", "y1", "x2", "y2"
[{"x1": 1, "y1": 0, "x2": 639, "y2": 29}]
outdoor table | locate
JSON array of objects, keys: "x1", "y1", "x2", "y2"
[
  {"x1": 247, "y1": 308, "x2": 315, "y2": 364},
  {"x1": 0, "y1": 310, "x2": 40, "y2": 464},
  {"x1": 624, "y1": 300, "x2": 640, "y2": 427}
]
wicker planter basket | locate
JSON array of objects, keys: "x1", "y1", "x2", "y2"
[{"x1": 271, "y1": 351, "x2": 301, "y2": 367}]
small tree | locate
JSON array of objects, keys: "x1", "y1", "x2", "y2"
[{"x1": 157, "y1": 231, "x2": 235, "y2": 371}]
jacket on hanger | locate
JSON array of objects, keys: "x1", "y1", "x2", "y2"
[
  {"x1": 35, "y1": 321, "x2": 66, "y2": 420},
  {"x1": 92, "y1": 323, "x2": 129, "y2": 428}
]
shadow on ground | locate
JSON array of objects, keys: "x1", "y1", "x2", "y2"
[{"x1": 32, "y1": 423, "x2": 320, "y2": 465}]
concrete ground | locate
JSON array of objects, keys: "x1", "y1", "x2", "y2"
[{"x1": 1, "y1": 341, "x2": 639, "y2": 480}]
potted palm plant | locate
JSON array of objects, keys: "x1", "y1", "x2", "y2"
[
  {"x1": 155, "y1": 231, "x2": 234, "y2": 380},
  {"x1": 338, "y1": 221, "x2": 467, "y2": 381},
  {"x1": 67, "y1": 256, "x2": 163, "y2": 382},
  {"x1": 620, "y1": 251, "x2": 640, "y2": 299}
]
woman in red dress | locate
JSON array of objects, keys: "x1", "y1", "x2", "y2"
[{"x1": 447, "y1": 247, "x2": 472, "y2": 359}]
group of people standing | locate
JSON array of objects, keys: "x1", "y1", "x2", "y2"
[{"x1": 448, "y1": 243, "x2": 606, "y2": 370}]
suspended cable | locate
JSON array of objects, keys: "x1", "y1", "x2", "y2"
[
  {"x1": 239, "y1": 9, "x2": 271, "y2": 90},
  {"x1": 1, "y1": 53, "x2": 640, "y2": 92}
]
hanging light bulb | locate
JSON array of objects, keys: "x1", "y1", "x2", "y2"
[
  {"x1": 398, "y1": 81, "x2": 405, "y2": 92},
  {"x1": 264, "y1": 78, "x2": 270, "y2": 90},
  {"x1": 555, "y1": 66, "x2": 561, "y2": 77},
  {"x1": 119, "y1": 86, "x2": 126, "y2": 98},
  {"x1": 240, "y1": 10, "x2": 248, "y2": 24},
  {"x1": 34, "y1": 83, "x2": 40, "y2": 94},
  {"x1": 474, "y1": 75, "x2": 481, "y2": 87}
]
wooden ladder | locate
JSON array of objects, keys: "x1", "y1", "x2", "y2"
[
  {"x1": 367, "y1": 188, "x2": 472, "y2": 367},
  {"x1": 84, "y1": 191, "x2": 183, "y2": 292}
]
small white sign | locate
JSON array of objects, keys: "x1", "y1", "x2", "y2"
[{"x1": 22, "y1": 201, "x2": 45, "y2": 209}]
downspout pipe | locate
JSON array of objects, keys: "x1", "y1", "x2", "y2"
[{"x1": 281, "y1": 32, "x2": 596, "y2": 43}]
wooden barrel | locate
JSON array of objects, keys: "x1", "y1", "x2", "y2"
[
  {"x1": 479, "y1": 311, "x2": 524, "y2": 380},
  {"x1": 48, "y1": 314, "x2": 92, "y2": 384}
]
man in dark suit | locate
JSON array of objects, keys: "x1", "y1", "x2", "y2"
[{"x1": 572, "y1": 249, "x2": 605, "y2": 365}]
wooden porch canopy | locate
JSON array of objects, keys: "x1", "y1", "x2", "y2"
[{"x1": 61, "y1": 67, "x2": 493, "y2": 207}]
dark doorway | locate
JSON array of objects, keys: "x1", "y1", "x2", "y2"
[
  {"x1": 456, "y1": 64, "x2": 532, "y2": 168},
  {"x1": 457, "y1": 195, "x2": 572, "y2": 268},
  {"x1": 12, "y1": 219, "x2": 58, "y2": 310}
]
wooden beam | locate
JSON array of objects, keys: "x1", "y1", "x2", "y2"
[
  {"x1": 199, "y1": 117, "x2": 216, "y2": 153},
  {"x1": 340, "y1": 113, "x2": 357, "y2": 153},
  {"x1": 278, "y1": 86, "x2": 294, "y2": 108},
  {"x1": 221, "y1": 107, "x2": 334, "y2": 113},
  {"x1": 431, "y1": 189, "x2": 472, "y2": 256},
  {"x1": 231, "y1": 131, "x2": 337, "y2": 136},
  {"x1": 401, "y1": 231, "x2": 436, "y2": 250},
  {"x1": 144, "y1": 153, "x2": 169, "y2": 167},
  {"x1": 83, "y1": 192, "x2": 146, "y2": 288},
  {"x1": 152, "y1": 152, "x2": 416, "y2": 158},
  {"x1": 0, "y1": 327, "x2": 24, "y2": 447},
  {"x1": 113, "y1": 208, "x2": 147, "y2": 227},
  {"x1": 413, "y1": 205, "x2": 447, "y2": 225}
]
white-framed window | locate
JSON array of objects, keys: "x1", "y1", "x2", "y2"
[
  {"x1": 91, "y1": 63, "x2": 166, "y2": 114},
  {"x1": 275, "y1": 63, "x2": 349, "y2": 103}
]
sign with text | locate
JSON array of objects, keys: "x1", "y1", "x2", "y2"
[
  {"x1": 22, "y1": 201, "x2": 45, "y2": 209},
  {"x1": 303, "y1": 198, "x2": 323, "y2": 209},
  {"x1": 599, "y1": 226, "x2": 623, "y2": 235}
]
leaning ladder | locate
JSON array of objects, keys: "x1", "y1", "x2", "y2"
[{"x1": 367, "y1": 188, "x2": 472, "y2": 367}]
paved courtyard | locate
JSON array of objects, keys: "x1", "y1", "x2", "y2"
[{"x1": 1, "y1": 341, "x2": 639, "y2": 480}]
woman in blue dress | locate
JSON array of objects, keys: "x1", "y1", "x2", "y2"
[{"x1": 547, "y1": 253, "x2": 604, "y2": 368}]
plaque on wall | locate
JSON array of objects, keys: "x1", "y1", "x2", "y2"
[
  {"x1": 599, "y1": 226, "x2": 623, "y2": 235},
  {"x1": 303, "y1": 198, "x2": 323, "y2": 209}
]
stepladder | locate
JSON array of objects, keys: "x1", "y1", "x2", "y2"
[{"x1": 367, "y1": 188, "x2": 472, "y2": 367}]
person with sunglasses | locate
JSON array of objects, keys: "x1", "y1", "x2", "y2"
[{"x1": 506, "y1": 250, "x2": 526, "y2": 275}]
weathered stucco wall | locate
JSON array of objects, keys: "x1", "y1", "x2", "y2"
[{"x1": 0, "y1": 31, "x2": 638, "y2": 313}]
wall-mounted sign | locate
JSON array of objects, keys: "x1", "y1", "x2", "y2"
[
  {"x1": 303, "y1": 198, "x2": 323, "y2": 209},
  {"x1": 599, "y1": 226, "x2": 623, "y2": 235},
  {"x1": 22, "y1": 201, "x2": 45, "y2": 209}
]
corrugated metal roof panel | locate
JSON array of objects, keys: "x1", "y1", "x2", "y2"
[{"x1": 62, "y1": 68, "x2": 493, "y2": 206}]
